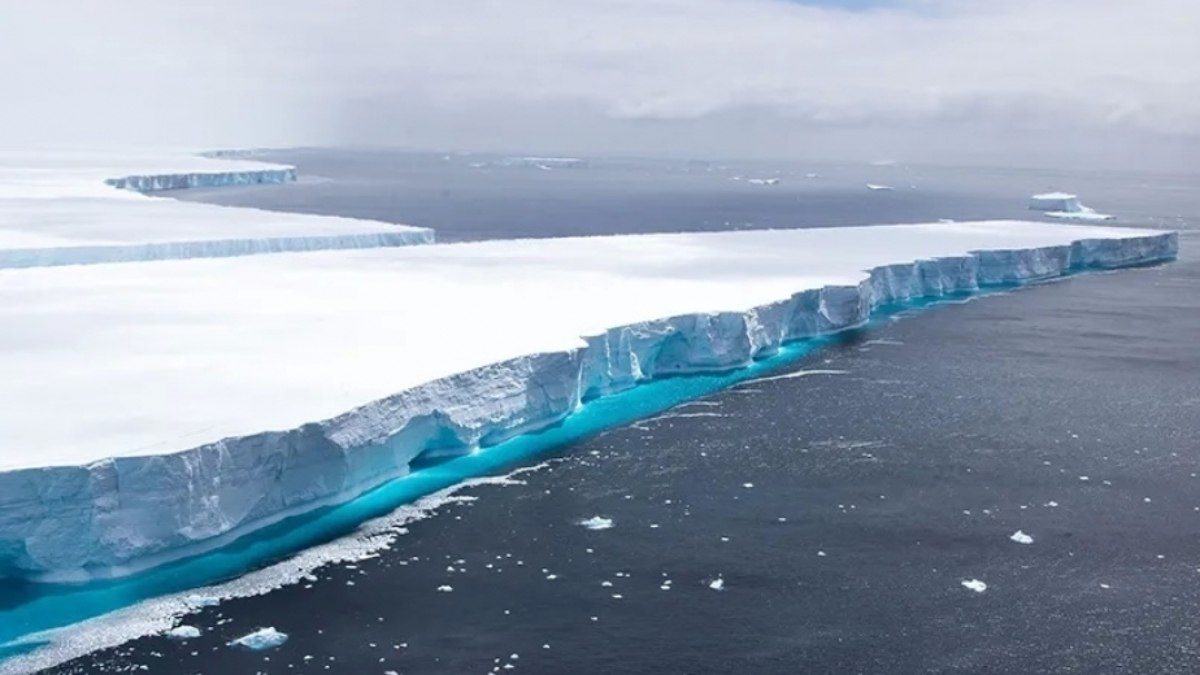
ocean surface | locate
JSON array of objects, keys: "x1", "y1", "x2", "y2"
[{"x1": 35, "y1": 151, "x2": 1200, "y2": 674}]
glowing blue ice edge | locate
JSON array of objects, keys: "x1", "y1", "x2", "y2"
[{"x1": 0, "y1": 243, "x2": 1177, "y2": 660}]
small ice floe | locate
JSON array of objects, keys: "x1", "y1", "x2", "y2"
[
  {"x1": 1144, "y1": 497, "x2": 1152, "y2": 503},
  {"x1": 228, "y1": 627, "x2": 289, "y2": 651},
  {"x1": 961, "y1": 579, "x2": 988, "y2": 593},
  {"x1": 578, "y1": 516, "x2": 614, "y2": 530},
  {"x1": 437, "y1": 585, "x2": 454, "y2": 592},
  {"x1": 1010, "y1": 530, "x2": 1034, "y2": 545},
  {"x1": 1099, "y1": 583, "x2": 1111, "y2": 590},
  {"x1": 817, "y1": 550, "x2": 827, "y2": 557},
  {"x1": 708, "y1": 578, "x2": 725, "y2": 591},
  {"x1": 165, "y1": 625, "x2": 202, "y2": 640},
  {"x1": 747, "y1": 177, "x2": 780, "y2": 186},
  {"x1": 1045, "y1": 501, "x2": 1060, "y2": 508},
  {"x1": 545, "y1": 574, "x2": 559, "y2": 581},
  {"x1": 743, "y1": 483, "x2": 755, "y2": 489},
  {"x1": 601, "y1": 580, "x2": 614, "y2": 587},
  {"x1": 866, "y1": 184, "x2": 895, "y2": 191}
]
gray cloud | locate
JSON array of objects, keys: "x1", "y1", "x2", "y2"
[{"x1": 2, "y1": 0, "x2": 1197, "y2": 168}]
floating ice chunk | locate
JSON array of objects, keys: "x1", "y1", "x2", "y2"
[
  {"x1": 866, "y1": 184, "x2": 895, "y2": 191},
  {"x1": 228, "y1": 627, "x2": 288, "y2": 651},
  {"x1": 437, "y1": 585, "x2": 454, "y2": 592},
  {"x1": 165, "y1": 625, "x2": 202, "y2": 640},
  {"x1": 1028, "y1": 192, "x2": 1114, "y2": 221},
  {"x1": 708, "y1": 578, "x2": 725, "y2": 591},
  {"x1": 578, "y1": 516, "x2": 614, "y2": 530},
  {"x1": 183, "y1": 594, "x2": 221, "y2": 609},
  {"x1": 746, "y1": 178, "x2": 780, "y2": 186},
  {"x1": 1010, "y1": 530, "x2": 1034, "y2": 545},
  {"x1": 961, "y1": 579, "x2": 987, "y2": 593},
  {"x1": 743, "y1": 483, "x2": 754, "y2": 489}
]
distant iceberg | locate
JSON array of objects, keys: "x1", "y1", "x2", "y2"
[
  {"x1": 1029, "y1": 193, "x2": 1115, "y2": 221},
  {"x1": 866, "y1": 184, "x2": 895, "y2": 191}
]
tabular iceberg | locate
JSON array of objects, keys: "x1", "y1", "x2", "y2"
[
  {"x1": 0, "y1": 151, "x2": 434, "y2": 268},
  {"x1": 1029, "y1": 192, "x2": 1115, "y2": 221},
  {"x1": 0, "y1": 216, "x2": 1176, "y2": 582}
]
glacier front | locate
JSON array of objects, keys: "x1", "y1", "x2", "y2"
[
  {"x1": 0, "y1": 150, "x2": 433, "y2": 268},
  {"x1": 0, "y1": 219, "x2": 1176, "y2": 582}
]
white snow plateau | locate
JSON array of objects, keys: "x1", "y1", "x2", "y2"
[{"x1": 0, "y1": 151, "x2": 1178, "y2": 584}]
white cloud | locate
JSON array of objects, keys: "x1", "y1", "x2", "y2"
[{"x1": 0, "y1": 0, "x2": 1196, "y2": 163}]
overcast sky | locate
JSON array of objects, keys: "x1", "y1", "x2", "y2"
[{"x1": 2, "y1": 0, "x2": 1197, "y2": 169}]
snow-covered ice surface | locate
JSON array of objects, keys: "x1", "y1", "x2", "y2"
[
  {"x1": 0, "y1": 151, "x2": 433, "y2": 268},
  {"x1": 0, "y1": 217, "x2": 1176, "y2": 582}
]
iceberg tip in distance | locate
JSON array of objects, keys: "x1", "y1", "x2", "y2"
[{"x1": 1029, "y1": 192, "x2": 1115, "y2": 221}]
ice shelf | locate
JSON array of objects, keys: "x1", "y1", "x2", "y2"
[
  {"x1": 0, "y1": 216, "x2": 1176, "y2": 582},
  {"x1": 0, "y1": 150, "x2": 434, "y2": 267}
]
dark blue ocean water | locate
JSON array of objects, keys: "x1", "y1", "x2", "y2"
[{"x1": 35, "y1": 151, "x2": 1200, "y2": 674}]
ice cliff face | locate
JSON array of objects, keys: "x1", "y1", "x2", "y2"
[
  {"x1": 104, "y1": 167, "x2": 297, "y2": 192},
  {"x1": 0, "y1": 231, "x2": 435, "y2": 269},
  {"x1": 0, "y1": 230, "x2": 1176, "y2": 582}
]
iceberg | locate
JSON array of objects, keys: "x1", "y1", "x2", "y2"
[
  {"x1": 228, "y1": 627, "x2": 288, "y2": 650},
  {"x1": 0, "y1": 151, "x2": 434, "y2": 268},
  {"x1": 0, "y1": 215, "x2": 1175, "y2": 583},
  {"x1": 1028, "y1": 192, "x2": 1115, "y2": 221},
  {"x1": 164, "y1": 625, "x2": 202, "y2": 640}
]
